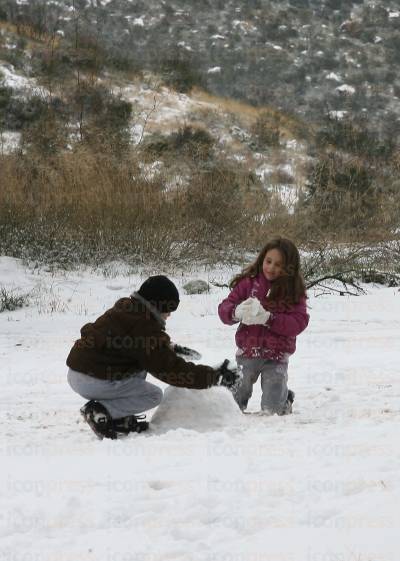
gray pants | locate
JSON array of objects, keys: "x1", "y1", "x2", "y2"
[
  {"x1": 235, "y1": 357, "x2": 289, "y2": 414},
  {"x1": 67, "y1": 368, "x2": 163, "y2": 419}
]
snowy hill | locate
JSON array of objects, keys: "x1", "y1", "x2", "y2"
[
  {"x1": 2, "y1": 0, "x2": 400, "y2": 133},
  {"x1": 1, "y1": 256, "x2": 399, "y2": 559},
  {"x1": 0, "y1": 57, "x2": 306, "y2": 208}
]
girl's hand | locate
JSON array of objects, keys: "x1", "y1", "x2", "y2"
[{"x1": 236, "y1": 297, "x2": 271, "y2": 325}]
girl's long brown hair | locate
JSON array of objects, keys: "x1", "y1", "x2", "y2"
[{"x1": 230, "y1": 237, "x2": 307, "y2": 308}]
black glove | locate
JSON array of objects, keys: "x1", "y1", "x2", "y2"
[
  {"x1": 173, "y1": 344, "x2": 202, "y2": 361},
  {"x1": 215, "y1": 359, "x2": 242, "y2": 392}
]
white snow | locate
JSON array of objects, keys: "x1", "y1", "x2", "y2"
[
  {"x1": 278, "y1": 163, "x2": 295, "y2": 177},
  {"x1": 151, "y1": 386, "x2": 241, "y2": 433},
  {"x1": 121, "y1": 82, "x2": 217, "y2": 135},
  {"x1": 0, "y1": 131, "x2": 21, "y2": 154},
  {"x1": 177, "y1": 41, "x2": 192, "y2": 51},
  {"x1": 0, "y1": 63, "x2": 45, "y2": 97},
  {"x1": 389, "y1": 11, "x2": 400, "y2": 18},
  {"x1": 286, "y1": 139, "x2": 298, "y2": 150},
  {"x1": 132, "y1": 16, "x2": 145, "y2": 26},
  {"x1": 328, "y1": 110, "x2": 348, "y2": 120},
  {"x1": 138, "y1": 160, "x2": 163, "y2": 180},
  {"x1": 255, "y1": 163, "x2": 275, "y2": 180},
  {"x1": 326, "y1": 72, "x2": 342, "y2": 82},
  {"x1": 0, "y1": 63, "x2": 33, "y2": 91},
  {"x1": 336, "y1": 84, "x2": 356, "y2": 95},
  {"x1": 1, "y1": 255, "x2": 399, "y2": 560},
  {"x1": 207, "y1": 66, "x2": 221, "y2": 74},
  {"x1": 130, "y1": 122, "x2": 144, "y2": 144}
]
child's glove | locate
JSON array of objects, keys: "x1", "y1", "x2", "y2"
[
  {"x1": 215, "y1": 359, "x2": 243, "y2": 393},
  {"x1": 172, "y1": 344, "x2": 202, "y2": 361},
  {"x1": 235, "y1": 297, "x2": 270, "y2": 325},
  {"x1": 234, "y1": 297, "x2": 255, "y2": 321}
]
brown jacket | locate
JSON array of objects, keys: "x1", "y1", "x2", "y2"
[{"x1": 66, "y1": 293, "x2": 218, "y2": 389}]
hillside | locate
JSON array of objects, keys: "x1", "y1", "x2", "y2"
[
  {"x1": 0, "y1": 0, "x2": 399, "y2": 270},
  {"x1": 1, "y1": 0, "x2": 400, "y2": 136}
]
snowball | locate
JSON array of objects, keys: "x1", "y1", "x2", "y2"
[{"x1": 151, "y1": 386, "x2": 241, "y2": 433}]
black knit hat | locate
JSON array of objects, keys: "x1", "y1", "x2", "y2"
[{"x1": 137, "y1": 275, "x2": 180, "y2": 313}]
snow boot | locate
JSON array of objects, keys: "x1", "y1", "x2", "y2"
[
  {"x1": 113, "y1": 414, "x2": 149, "y2": 434},
  {"x1": 80, "y1": 400, "x2": 117, "y2": 440},
  {"x1": 278, "y1": 389, "x2": 295, "y2": 416}
]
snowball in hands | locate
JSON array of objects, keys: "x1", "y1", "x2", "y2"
[{"x1": 235, "y1": 297, "x2": 270, "y2": 325}]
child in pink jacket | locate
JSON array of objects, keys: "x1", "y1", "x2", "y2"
[{"x1": 218, "y1": 237, "x2": 309, "y2": 415}]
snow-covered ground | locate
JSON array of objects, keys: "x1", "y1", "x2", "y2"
[
  {"x1": 0, "y1": 62, "x2": 45, "y2": 96},
  {"x1": 1, "y1": 256, "x2": 399, "y2": 560}
]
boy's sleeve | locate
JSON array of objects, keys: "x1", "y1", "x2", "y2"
[
  {"x1": 136, "y1": 327, "x2": 219, "y2": 390},
  {"x1": 218, "y1": 279, "x2": 250, "y2": 325},
  {"x1": 267, "y1": 298, "x2": 309, "y2": 337}
]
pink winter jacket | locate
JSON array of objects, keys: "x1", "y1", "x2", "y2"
[{"x1": 218, "y1": 273, "x2": 309, "y2": 362}]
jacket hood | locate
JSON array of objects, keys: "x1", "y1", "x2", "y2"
[{"x1": 131, "y1": 291, "x2": 166, "y2": 329}]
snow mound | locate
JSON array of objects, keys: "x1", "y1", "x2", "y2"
[{"x1": 151, "y1": 386, "x2": 241, "y2": 433}]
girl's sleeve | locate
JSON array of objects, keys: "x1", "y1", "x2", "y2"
[
  {"x1": 267, "y1": 297, "x2": 309, "y2": 337},
  {"x1": 218, "y1": 279, "x2": 250, "y2": 325}
]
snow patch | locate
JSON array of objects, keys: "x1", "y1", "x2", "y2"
[
  {"x1": 177, "y1": 41, "x2": 192, "y2": 51},
  {"x1": 0, "y1": 131, "x2": 21, "y2": 154},
  {"x1": 326, "y1": 72, "x2": 342, "y2": 82},
  {"x1": 336, "y1": 84, "x2": 356, "y2": 95},
  {"x1": 0, "y1": 63, "x2": 45, "y2": 97},
  {"x1": 138, "y1": 160, "x2": 163, "y2": 180},
  {"x1": 286, "y1": 139, "x2": 298, "y2": 150},
  {"x1": 132, "y1": 16, "x2": 145, "y2": 26},
  {"x1": 328, "y1": 110, "x2": 348, "y2": 120},
  {"x1": 207, "y1": 66, "x2": 221, "y2": 74},
  {"x1": 0, "y1": 63, "x2": 32, "y2": 91},
  {"x1": 255, "y1": 163, "x2": 275, "y2": 181}
]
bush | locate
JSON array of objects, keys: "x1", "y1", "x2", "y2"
[
  {"x1": 315, "y1": 116, "x2": 395, "y2": 161},
  {"x1": 159, "y1": 55, "x2": 204, "y2": 93},
  {"x1": 53, "y1": 81, "x2": 133, "y2": 155},
  {"x1": 302, "y1": 153, "x2": 384, "y2": 235},
  {"x1": 0, "y1": 147, "x2": 281, "y2": 267},
  {"x1": 0, "y1": 85, "x2": 12, "y2": 115},
  {"x1": 20, "y1": 104, "x2": 68, "y2": 156},
  {"x1": 1, "y1": 94, "x2": 51, "y2": 131},
  {"x1": 0, "y1": 287, "x2": 29, "y2": 312},
  {"x1": 144, "y1": 126, "x2": 214, "y2": 162},
  {"x1": 250, "y1": 112, "x2": 281, "y2": 149},
  {"x1": 180, "y1": 162, "x2": 250, "y2": 253}
]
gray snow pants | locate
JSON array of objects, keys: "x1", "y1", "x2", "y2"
[
  {"x1": 67, "y1": 368, "x2": 163, "y2": 419},
  {"x1": 235, "y1": 356, "x2": 289, "y2": 414}
]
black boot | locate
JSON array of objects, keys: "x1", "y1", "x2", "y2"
[
  {"x1": 278, "y1": 389, "x2": 295, "y2": 416},
  {"x1": 80, "y1": 400, "x2": 117, "y2": 440},
  {"x1": 113, "y1": 414, "x2": 149, "y2": 434}
]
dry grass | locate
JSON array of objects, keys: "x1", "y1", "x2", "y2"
[
  {"x1": 0, "y1": 147, "x2": 288, "y2": 266},
  {"x1": 192, "y1": 87, "x2": 307, "y2": 140},
  {"x1": 0, "y1": 143, "x2": 397, "y2": 269},
  {"x1": 0, "y1": 21, "x2": 60, "y2": 46}
]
